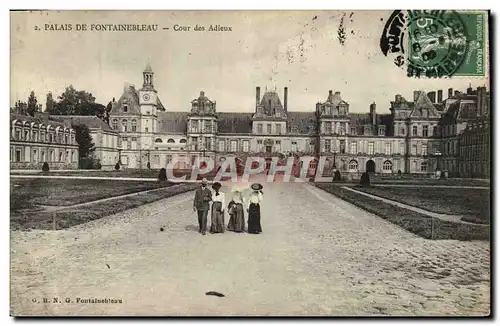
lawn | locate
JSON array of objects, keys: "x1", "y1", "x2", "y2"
[
  {"x1": 10, "y1": 178, "x2": 172, "y2": 210},
  {"x1": 314, "y1": 184, "x2": 489, "y2": 241},
  {"x1": 354, "y1": 186, "x2": 490, "y2": 223},
  {"x1": 10, "y1": 181, "x2": 199, "y2": 231}
]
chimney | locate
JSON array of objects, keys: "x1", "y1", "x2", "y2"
[
  {"x1": 467, "y1": 83, "x2": 473, "y2": 95},
  {"x1": 427, "y1": 91, "x2": 436, "y2": 103},
  {"x1": 395, "y1": 94, "x2": 402, "y2": 102},
  {"x1": 454, "y1": 90, "x2": 461, "y2": 97},
  {"x1": 284, "y1": 87, "x2": 288, "y2": 111},
  {"x1": 437, "y1": 90, "x2": 443, "y2": 103},
  {"x1": 335, "y1": 91, "x2": 341, "y2": 96},
  {"x1": 256, "y1": 86, "x2": 261, "y2": 107},
  {"x1": 413, "y1": 90, "x2": 419, "y2": 102},
  {"x1": 112, "y1": 97, "x2": 115, "y2": 103},
  {"x1": 448, "y1": 88, "x2": 453, "y2": 99},
  {"x1": 477, "y1": 87, "x2": 483, "y2": 116},
  {"x1": 329, "y1": 90, "x2": 333, "y2": 99},
  {"x1": 370, "y1": 102, "x2": 376, "y2": 125}
]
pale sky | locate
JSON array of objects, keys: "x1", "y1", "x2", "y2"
[{"x1": 10, "y1": 10, "x2": 489, "y2": 114}]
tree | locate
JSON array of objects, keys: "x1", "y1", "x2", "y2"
[
  {"x1": 13, "y1": 101, "x2": 28, "y2": 115},
  {"x1": 72, "y1": 123, "x2": 95, "y2": 161},
  {"x1": 46, "y1": 92, "x2": 55, "y2": 113},
  {"x1": 27, "y1": 91, "x2": 38, "y2": 116},
  {"x1": 51, "y1": 85, "x2": 106, "y2": 118}
]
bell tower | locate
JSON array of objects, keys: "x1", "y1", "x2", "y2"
[{"x1": 138, "y1": 62, "x2": 159, "y2": 148}]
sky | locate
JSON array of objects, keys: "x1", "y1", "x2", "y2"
[{"x1": 10, "y1": 10, "x2": 490, "y2": 114}]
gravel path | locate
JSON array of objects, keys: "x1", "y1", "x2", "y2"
[{"x1": 10, "y1": 181, "x2": 490, "y2": 316}]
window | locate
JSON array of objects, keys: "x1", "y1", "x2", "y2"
[
  {"x1": 33, "y1": 131, "x2": 38, "y2": 141},
  {"x1": 123, "y1": 105, "x2": 128, "y2": 112},
  {"x1": 325, "y1": 139, "x2": 331, "y2": 153},
  {"x1": 368, "y1": 142, "x2": 374, "y2": 155},
  {"x1": 412, "y1": 126, "x2": 418, "y2": 136},
  {"x1": 383, "y1": 160, "x2": 393, "y2": 171},
  {"x1": 276, "y1": 124, "x2": 282, "y2": 135},
  {"x1": 49, "y1": 134, "x2": 54, "y2": 143},
  {"x1": 350, "y1": 127, "x2": 357, "y2": 135},
  {"x1": 192, "y1": 137, "x2": 198, "y2": 150},
  {"x1": 348, "y1": 159, "x2": 358, "y2": 171},
  {"x1": 378, "y1": 128, "x2": 384, "y2": 136},
  {"x1": 339, "y1": 140, "x2": 346, "y2": 154},
  {"x1": 350, "y1": 142, "x2": 357, "y2": 154},
  {"x1": 70, "y1": 134, "x2": 74, "y2": 144},
  {"x1": 132, "y1": 119, "x2": 137, "y2": 132},
  {"x1": 324, "y1": 122, "x2": 332, "y2": 134},
  {"x1": 267, "y1": 124, "x2": 271, "y2": 134},
  {"x1": 145, "y1": 127, "x2": 148, "y2": 133},
  {"x1": 218, "y1": 140, "x2": 225, "y2": 152},
  {"x1": 153, "y1": 155, "x2": 160, "y2": 165},
  {"x1": 421, "y1": 161, "x2": 428, "y2": 172},
  {"x1": 230, "y1": 140, "x2": 237, "y2": 152},
  {"x1": 257, "y1": 140, "x2": 263, "y2": 144},
  {"x1": 122, "y1": 120, "x2": 128, "y2": 132},
  {"x1": 24, "y1": 130, "x2": 29, "y2": 140},
  {"x1": 412, "y1": 144, "x2": 417, "y2": 155},
  {"x1": 400, "y1": 127, "x2": 405, "y2": 136},
  {"x1": 422, "y1": 125, "x2": 429, "y2": 137},
  {"x1": 385, "y1": 143, "x2": 392, "y2": 155},
  {"x1": 422, "y1": 144, "x2": 428, "y2": 156},
  {"x1": 399, "y1": 143, "x2": 405, "y2": 155},
  {"x1": 15, "y1": 129, "x2": 21, "y2": 140},
  {"x1": 65, "y1": 134, "x2": 68, "y2": 144},
  {"x1": 41, "y1": 151, "x2": 45, "y2": 162},
  {"x1": 15, "y1": 149, "x2": 21, "y2": 162},
  {"x1": 122, "y1": 155, "x2": 128, "y2": 164},
  {"x1": 166, "y1": 155, "x2": 173, "y2": 164},
  {"x1": 59, "y1": 151, "x2": 63, "y2": 162},
  {"x1": 166, "y1": 138, "x2": 174, "y2": 143},
  {"x1": 205, "y1": 120, "x2": 213, "y2": 133},
  {"x1": 291, "y1": 141, "x2": 297, "y2": 152},
  {"x1": 433, "y1": 126, "x2": 438, "y2": 136},
  {"x1": 50, "y1": 150, "x2": 54, "y2": 162},
  {"x1": 112, "y1": 119, "x2": 118, "y2": 130},
  {"x1": 243, "y1": 140, "x2": 249, "y2": 152},
  {"x1": 257, "y1": 124, "x2": 263, "y2": 134},
  {"x1": 339, "y1": 124, "x2": 346, "y2": 135},
  {"x1": 180, "y1": 139, "x2": 187, "y2": 144}
]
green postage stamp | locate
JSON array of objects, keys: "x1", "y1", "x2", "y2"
[{"x1": 406, "y1": 10, "x2": 487, "y2": 77}]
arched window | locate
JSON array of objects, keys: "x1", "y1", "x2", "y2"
[
  {"x1": 122, "y1": 119, "x2": 128, "y2": 132},
  {"x1": 383, "y1": 160, "x2": 393, "y2": 171},
  {"x1": 155, "y1": 138, "x2": 163, "y2": 143},
  {"x1": 179, "y1": 139, "x2": 187, "y2": 144},
  {"x1": 421, "y1": 161, "x2": 428, "y2": 172},
  {"x1": 112, "y1": 119, "x2": 118, "y2": 130},
  {"x1": 131, "y1": 119, "x2": 138, "y2": 132},
  {"x1": 167, "y1": 138, "x2": 175, "y2": 143},
  {"x1": 348, "y1": 159, "x2": 358, "y2": 171}
]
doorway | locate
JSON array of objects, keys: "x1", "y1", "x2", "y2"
[{"x1": 366, "y1": 159, "x2": 376, "y2": 173}]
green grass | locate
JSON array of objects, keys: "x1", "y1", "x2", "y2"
[
  {"x1": 10, "y1": 178, "x2": 172, "y2": 210},
  {"x1": 10, "y1": 183, "x2": 199, "y2": 231},
  {"x1": 355, "y1": 186, "x2": 490, "y2": 223},
  {"x1": 315, "y1": 184, "x2": 489, "y2": 241}
]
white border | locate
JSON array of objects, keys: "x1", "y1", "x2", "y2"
[{"x1": 2, "y1": 1, "x2": 497, "y2": 325}]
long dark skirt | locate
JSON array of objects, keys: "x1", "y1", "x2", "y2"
[
  {"x1": 247, "y1": 203, "x2": 262, "y2": 234},
  {"x1": 210, "y1": 202, "x2": 225, "y2": 233},
  {"x1": 227, "y1": 203, "x2": 245, "y2": 233}
]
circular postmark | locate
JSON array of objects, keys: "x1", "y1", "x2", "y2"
[{"x1": 406, "y1": 10, "x2": 469, "y2": 78}]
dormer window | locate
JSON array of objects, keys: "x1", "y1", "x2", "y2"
[{"x1": 123, "y1": 105, "x2": 128, "y2": 113}]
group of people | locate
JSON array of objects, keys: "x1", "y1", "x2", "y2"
[{"x1": 193, "y1": 178, "x2": 263, "y2": 235}]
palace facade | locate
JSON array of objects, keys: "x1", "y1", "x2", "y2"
[{"x1": 10, "y1": 64, "x2": 490, "y2": 177}]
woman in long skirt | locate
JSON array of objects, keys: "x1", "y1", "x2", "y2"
[
  {"x1": 247, "y1": 184, "x2": 263, "y2": 234},
  {"x1": 210, "y1": 182, "x2": 225, "y2": 234},
  {"x1": 227, "y1": 190, "x2": 245, "y2": 233}
]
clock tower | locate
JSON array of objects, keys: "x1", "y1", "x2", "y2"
[{"x1": 138, "y1": 63, "x2": 159, "y2": 147}]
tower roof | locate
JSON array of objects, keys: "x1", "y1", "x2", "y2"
[{"x1": 144, "y1": 62, "x2": 153, "y2": 73}]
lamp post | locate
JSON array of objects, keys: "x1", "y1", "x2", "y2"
[
  {"x1": 332, "y1": 149, "x2": 338, "y2": 169},
  {"x1": 434, "y1": 151, "x2": 442, "y2": 179}
]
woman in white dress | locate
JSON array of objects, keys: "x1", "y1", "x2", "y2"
[
  {"x1": 210, "y1": 182, "x2": 225, "y2": 233},
  {"x1": 247, "y1": 183, "x2": 263, "y2": 234}
]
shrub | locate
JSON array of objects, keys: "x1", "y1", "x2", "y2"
[
  {"x1": 42, "y1": 162, "x2": 49, "y2": 172},
  {"x1": 147, "y1": 162, "x2": 151, "y2": 169},
  {"x1": 95, "y1": 161, "x2": 102, "y2": 170},
  {"x1": 397, "y1": 169, "x2": 402, "y2": 176},
  {"x1": 332, "y1": 170, "x2": 341, "y2": 181},
  {"x1": 79, "y1": 157, "x2": 95, "y2": 169},
  {"x1": 158, "y1": 168, "x2": 167, "y2": 181},
  {"x1": 115, "y1": 162, "x2": 120, "y2": 171}
]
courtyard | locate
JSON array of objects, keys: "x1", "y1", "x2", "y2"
[{"x1": 10, "y1": 177, "x2": 490, "y2": 316}]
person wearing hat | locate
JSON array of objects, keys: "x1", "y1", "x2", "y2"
[
  {"x1": 247, "y1": 183, "x2": 264, "y2": 234},
  {"x1": 193, "y1": 178, "x2": 212, "y2": 235},
  {"x1": 209, "y1": 182, "x2": 226, "y2": 234},
  {"x1": 227, "y1": 190, "x2": 245, "y2": 233}
]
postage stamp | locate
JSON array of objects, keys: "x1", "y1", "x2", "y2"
[{"x1": 380, "y1": 10, "x2": 487, "y2": 78}]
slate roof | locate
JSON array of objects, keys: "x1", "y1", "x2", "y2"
[
  {"x1": 216, "y1": 112, "x2": 253, "y2": 134},
  {"x1": 259, "y1": 91, "x2": 283, "y2": 110},
  {"x1": 49, "y1": 115, "x2": 116, "y2": 133},
  {"x1": 157, "y1": 112, "x2": 188, "y2": 133},
  {"x1": 111, "y1": 83, "x2": 165, "y2": 114},
  {"x1": 287, "y1": 112, "x2": 317, "y2": 134},
  {"x1": 11, "y1": 113, "x2": 69, "y2": 128}
]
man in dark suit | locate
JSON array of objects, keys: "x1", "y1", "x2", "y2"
[{"x1": 193, "y1": 178, "x2": 212, "y2": 235}]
